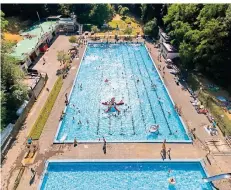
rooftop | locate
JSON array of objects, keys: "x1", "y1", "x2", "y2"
[
  {"x1": 47, "y1": 15, "x2": 62, "y2": 19},
  {"x1": 163, "y1": 42, "x2": 177, "y2": 53},
  {"x1": 160, "y1": 32, "x2": 170, "y2": 41},
  {"x1": 11, "y1": 21, "x2": 58, "y2": 61}
]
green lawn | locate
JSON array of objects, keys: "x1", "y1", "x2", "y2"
[
  {"x1": 29, "y1": 76, "x2": 63, "y2": 139},
  {"x1": 97, "y1": 15, "x2": 143, "y2": 36}
]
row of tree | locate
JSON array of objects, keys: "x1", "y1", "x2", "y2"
[
  {"x1": 1, "y1": 4, "x2": 115, "y2": 27},
  {"x1": 163, "y1": 4, "x2": 231, "y2": 90},
  {"x1": 1, "y1": 11, "x2": 28, "y2": 130}
]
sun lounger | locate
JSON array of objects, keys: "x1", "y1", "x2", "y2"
[
  {"x1": 204, "y1": 125, "x2": 218, "y2": 136},
  {"x1": 198, "y1": 108, "x2": 208, "y2": 114},
  {"x1": 25, "y1": 150, "x2": 31, "y2": 159}
]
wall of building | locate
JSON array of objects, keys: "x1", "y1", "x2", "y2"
[
  {"x1": 160, "y1": 43, "x2": 179, "y2": 60},
  {"x1": 167, "y1": 52, "x2": 179, "y2": 59},
  {"x1": 25, "y1": 57, "x2": 32, "y2": 67},
  {"x1": 35, "y1": 48, "x2": 40, "y2": 56}
]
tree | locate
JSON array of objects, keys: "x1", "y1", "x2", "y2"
[
  {"x1": 143, "y1": 18, "x2": 158, "y2": 38},
  {"x1": 1, "y1": 11, "x2": 8, "y2": 34},
  {"x1": 118, "y1": 5, "x2": 123, "y2": 14},
  {"x1": 1, "y1": 90, "x2": 7, "y2": 129},
  {"x1": 91, "y1": 25, "x2": 100, "y2": 39},
  {"x1": 119, "y1": 7, "x2": 129, "y2": 17},
  {"x1": 163, "y1": 4, "x2": 231, "y2": 89},
  {"x1": 57, "y1": 50, "x2": 71, "y2": 66},
  {"x1": 89, "y1": 4, "x2": 114, "y2": 26},
  {"x1": 69, "y1": 36, "x2": 77, "y2": 43},
  {"x1": 91, "y1": 25, "x2": 100, "y2": 33},
  {"x1": 1, "y1": 11, "x2": 28, "y2": 129},
  {"x1": 58, "y1": 4, "x2": 71, "y2": 16},
  {"x1": 124, "y1": 27, "x2": 132, "y2": 35}
]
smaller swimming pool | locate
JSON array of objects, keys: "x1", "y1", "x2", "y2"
[{"x1": 40, "y1": 160, "x2": 212, "y2": 190}]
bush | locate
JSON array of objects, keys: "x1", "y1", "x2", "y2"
[
  {"x1": 124, "y1": 17, "x2": 131, "y2": 24},
  {"x1": 198, "y1": 91, "x2": 231, "y2": 136},
  {"x1": 69, "y1": 36, "x2": 77, "y2": 43},
  {"x1": 187, "y1": 73, "x2": 200, "y2": 91},
  {"x1": 124, "y1": 36, "x2": 132, "y2": 41},
  {"x1": 29, "y1": 77, "x2": 63, "y2": 139},
  {"x1": 124, "y1": 27, "x2": 132, "y2": 35},
  {"x1": 143, "y1": 18, "x2": 158, "y2": 38},
  {"x1": 83, "y1": 24, "x2": 93, "y2": 31}
]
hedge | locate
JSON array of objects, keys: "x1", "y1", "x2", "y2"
[
  {"x1": 198, "y1": 90, "x2": 231, "y2": 136},
  {"x1": 29, "y1": 76, "x2": 63, "y2": 139}
]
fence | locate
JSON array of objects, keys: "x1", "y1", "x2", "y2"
[{"x1": 31, "y1": 73, "x2": 48, "y2": 99}]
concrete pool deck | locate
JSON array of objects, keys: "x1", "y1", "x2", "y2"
[{"x1": 1, "y1": 38, "x2": 231, "y2": 190}]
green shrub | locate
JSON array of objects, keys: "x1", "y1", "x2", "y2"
[
  {"x1": 83, "y1": 24, "x2": 92, "y2": 31},
  {"x1": 69, "y1": 36, "x2": 77, "y2": 43},
  {"x1": 124, "y1": 17, "x2": 131, "y2": 24},
  {"x1": 29, "y1": 77, "x2": 63, "y2": 139},
  {"x1": 198, "y1": 91, "x2": 231, "y2": 136},
  {"x1": 187, "y1": 73, "x2": 200, "y2": 91}
]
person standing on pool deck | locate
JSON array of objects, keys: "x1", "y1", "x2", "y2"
[
  {"x1": 167, "y1": 148, "x2": 171, "y2": 160},
  {"x1": 103, "y1": 142, "x2": 106, "y2": 154},
  {"x1": 103, "y1": 137, "x2": 106, "y2": 144},
  {"x1": 161, "y1": 139, "x2": 167, "y2": 160},
  {"x1": 74, "y1": 138, "x2": 78, "y2": 147}
]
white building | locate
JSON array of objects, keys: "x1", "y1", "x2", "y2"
[
  {"x1": 158, "y1": 28, "x2": 170, "y2": 43},
  {"x1": 160, "y1": 42, "x2": 179, "y2": 60}
]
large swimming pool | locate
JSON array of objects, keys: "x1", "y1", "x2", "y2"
[
  {"x1": 55, "y1": 43, "x2": 190, "y2": 142},
  {"x1": 40, "y1": 160, "x2": 212, "y2": 190}
]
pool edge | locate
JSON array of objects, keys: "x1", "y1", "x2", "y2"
[
  {"x1": 53, "y1": 44, "x2": 88, "y2": 143},
  {"x1": 54, "y1": 42, "x2": 192, "y2": 144}
]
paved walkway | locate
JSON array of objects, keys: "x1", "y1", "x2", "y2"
[
  {"x1": 1, "y1": 39, "x2": 231, "y2": 190},
  {"x1": 0, "y1": 35, "x2": 84, "y2": 190}
]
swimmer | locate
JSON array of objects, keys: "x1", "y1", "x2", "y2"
[
  {"x1": 168, "y1": 111, "x2": 171, "y2": 116},
  {"x1": 152, "y1": 83, "x2": 156, "y2": 89},
  {"x1": 137, "y1": 79, "x2": 139, "y2": 83},
  {"x1": 78, "y1": 120, "x2": 82, "y2": 125},
  {"x1": 168, "y1": 177, "x2": 176, "y2": 185}
]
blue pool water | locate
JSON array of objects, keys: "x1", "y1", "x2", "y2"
[
  {"x1": 40, "y1": 161, "x2": 212, "y2": 190},
  {"x1": 56, "y1": 43, "x2": 189, "y2": 142}
]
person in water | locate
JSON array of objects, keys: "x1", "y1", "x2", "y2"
[
  {"x1": 78, "y1": 120, "x2": 82, "y2": 125},
  {"x1": 168, "y1": 177, "x2": 176, "y2": 185}
]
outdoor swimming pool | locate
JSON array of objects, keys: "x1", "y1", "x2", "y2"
[
  {"x1": 40, "y1": 160, "x2": 212, "y2": 190},
  {"x1": 55, "y1": 43, "x2": 190, "y2": 142}
]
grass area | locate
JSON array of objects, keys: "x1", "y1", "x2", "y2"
[
  {"x1": 198, "y1": 90, "x2": 231, "y2": 136},
  {"x1": 92, "y1": 14, "x2": 143, "y2": 36},
  {"x1": 29, "y1": 77, "x2": 63, "y2": 140}
]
